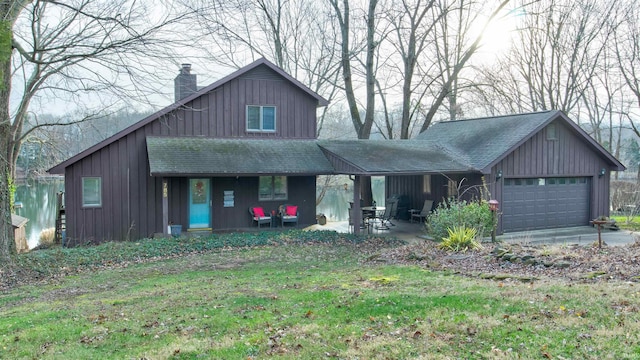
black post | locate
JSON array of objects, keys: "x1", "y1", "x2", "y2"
[{"x1": 491, "y1": 210, "x2": 497, "y2": 242}]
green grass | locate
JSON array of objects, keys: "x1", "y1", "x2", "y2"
[
  {"x1": 611, "y1": 215, "x2": 640, "y2": 231},
  {"x1": 2, "y1": 231, "x2": 640, "y2": 359}
]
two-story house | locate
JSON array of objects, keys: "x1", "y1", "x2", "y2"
[{"x1": 49, "y1": 58, "x2": 331, "y2": 245}]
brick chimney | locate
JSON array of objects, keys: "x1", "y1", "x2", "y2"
[{"x1": 174, "y1": 63, "x2": 197, "y2": 102}]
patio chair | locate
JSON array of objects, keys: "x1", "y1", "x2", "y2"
[
  {"x1": 279, "y1": 204, "x2": 299, "y2": 227},
  {"x1": 348, "y1": 203, "x2": 373, "y2": 233},
  {"x1": 378, "y1": 204, "x2": 395, "y2": 229},
  {"x1": 410, "y1": 200, "x2": 433, "y2": 223},
  {"x1": 249, "y1": 206, "x2": 272, "y2": 228},
  {"x1": 388, "y1": 198, "x2": 399, "y2": 220}
]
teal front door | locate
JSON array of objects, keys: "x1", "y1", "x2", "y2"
[{"x1": 189, "y1": 178, "x2": 211, "y2": 229}]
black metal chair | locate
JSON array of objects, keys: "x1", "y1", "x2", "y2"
[
  {"x1": 378, "y1": 203, "x2": 395, "y2": 229},
  {"x1": 348, "y1": 203, "x2": 373, "y2": 233},
  {"x1": 388, "y1": 198, "x2": 399, "y2": 220}
]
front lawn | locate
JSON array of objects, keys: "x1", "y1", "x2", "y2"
[{"x1": 1, "y1": 231, "x2": 640, "y2": 359}]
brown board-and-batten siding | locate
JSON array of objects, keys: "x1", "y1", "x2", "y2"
[
  {"x1": 64, "y1": 128, "x2": 163, "y2": 245},
  {"x1": 152, "y1": 72, "x2": 317, "y2": 140},
  {"x1": 62, "y1": 64, "x2": 322, "y2": 244},
  {"x1": 165, "y1": 176, "x2": 316, "y2": 230},
  {"x1": 386, "y1": 173, "x2": 485, "y2": 213},
  {"x1": 493, "y1": 120, "x2": 611, "y2": 233}
]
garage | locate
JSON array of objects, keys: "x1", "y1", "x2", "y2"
[
  {"x1": 502, "y1": 177, "x2": 590, "y2": 232},
  {"x1": 407, "y1": 110, "x2": 625, "y2": 234}
]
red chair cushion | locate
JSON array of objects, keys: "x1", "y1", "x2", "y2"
[
  {"x1": 253, "y1": 207, "x2": 265, "y2": 217},
  {"x1": 286, "y1": 205, "x2": 298, "y2": 216}
]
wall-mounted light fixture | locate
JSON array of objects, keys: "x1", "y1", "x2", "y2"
[
  {"x1": 599, "y1": 168, "x2": 606, "y2": 177},
  {"x1": 496, "y1": 170, "x2": 503, "y2": 181}
]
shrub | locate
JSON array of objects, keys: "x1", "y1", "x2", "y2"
[
  {"x1": 427, "y1": 198, "x2": 494, "y2": 242},
  {"x1": 438, "y1": 226, "x2": 482, "y2": 252}
]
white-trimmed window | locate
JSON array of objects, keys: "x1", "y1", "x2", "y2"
[
  {"x1": 247, "y1": 105, "x2": 276, "y2": 132},
  {"x1": 82, "y1": 177, "x2": 102, "y2": 207},
  {"x1": 259, "y1": 176, "x2": 287, "y2": 201}
]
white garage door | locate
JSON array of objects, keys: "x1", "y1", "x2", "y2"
[{"x1": 502, "y1": 177, "x2": 590, "y2": 232}]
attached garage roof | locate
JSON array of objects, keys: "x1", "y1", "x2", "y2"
[
  {"x1": 146, "y1": 137, "x2": 335, "y2": 176},
  {"x1": 416, "y1": 110, "x2": 626, "y2": 172},
  {"x1": 317, "y1": 140, "x2": 475, "y2": 175}
]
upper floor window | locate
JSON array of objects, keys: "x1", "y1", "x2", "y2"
[
  {"x1": 247, "y1": 105, "x2": 276, "y2": 132},
  {"x1": 82, "y1": 177, "x2": 102, "y2": 207}
]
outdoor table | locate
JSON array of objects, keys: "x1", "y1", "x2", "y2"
[{"x1": 362, "y1": 206, "x2": 387, "y2": 230}]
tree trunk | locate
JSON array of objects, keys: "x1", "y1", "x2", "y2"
[
  {"x1": 0, "y1": 19, "x2": 15, "y2": 261},
  {"x1": 330, "y1": 0, "x2": 377, "y2": 205}
]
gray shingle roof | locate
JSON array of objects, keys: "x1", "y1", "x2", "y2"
[
  {"x1": 142, "y1": 110, "x2": 625, "y2": 177},
  {"x1": 416, "y1": 110, "x2": 625, "y2": 172},
  {"x1": 417, "y1": 110, "x2": 558, "y2": 171},
  {"x1": 147, "y1": 137, "x2": 335, "y2": 176},
  {"x1": 317, "y1": 140, "x2": 474, "y2": 175}
]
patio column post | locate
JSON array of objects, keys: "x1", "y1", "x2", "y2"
[
  {"x1": 353, "y1": 176, "x2": 361, "y2": 234},
  {"x1": 162, "y1": 178, "x2": 169, "y2": 235}
]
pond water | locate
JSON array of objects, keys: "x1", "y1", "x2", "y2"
[
  {"x1": 315, "y1": 177, "x2": 386, "y2": 221},
  {"x1": 14, "y1": 179, "x2": 64, "y2": 249},
  {"x1": 14, "y1": 177, "x2": 383, "y2": 249}
]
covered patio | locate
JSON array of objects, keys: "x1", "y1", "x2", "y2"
[{"x1": 318, "y1": 139, "x2": 482, "y2": 234}]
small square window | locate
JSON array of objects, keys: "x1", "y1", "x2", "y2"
[
  {"x1": 82, "y1": 177, "x2": 102, "y2": 207},
  {"x1": 247, "y1": 105, "x2": 276, "y2": 132}
]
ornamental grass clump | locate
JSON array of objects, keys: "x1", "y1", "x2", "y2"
[
  {"x1": 438, "y1": 226, "x2": 482, "y2": 252},
  {"x1": 427, "y1": 198, "x2": 494, "y2": 242},
  {"x1": 38, "y1": 228, "x2": 56, "y2": 247}
]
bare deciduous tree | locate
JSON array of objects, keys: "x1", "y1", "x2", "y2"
[
  {"x1": 476, "y1": 0, "x2": 616, "y2": 119},
  {"x1": 384, "y1": 0, "x2": 440, "y2": 139},
  {"x1": 328, "y1": 0, "x2": 384, "y2": 205},
  {"x1": 0, "y1": 0, "x2": 191, "y2": 260},
  {"x1": 615, "y1": 0, "x2": 640, "y2": 141},
  {"x1": 417, "y1": 0, "x2": 510, "y2": 133},
  {"x1": 183, "y1": 0, "x2": 342, "y2": 138}
]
